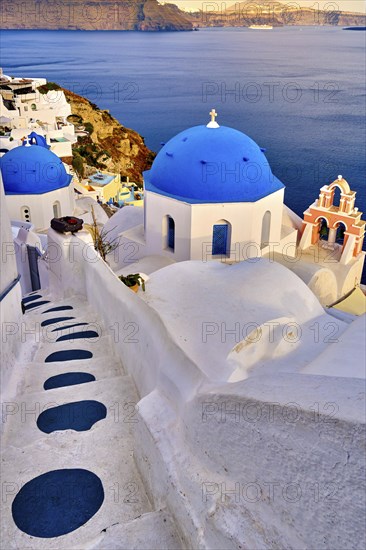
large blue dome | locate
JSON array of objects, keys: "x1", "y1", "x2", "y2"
[
  {"x1": 144, "y1": 125, "x2": 284, "y2": 203},
  {"x1": 0, "y1": 144, "x2": 72, "y2": 195}
]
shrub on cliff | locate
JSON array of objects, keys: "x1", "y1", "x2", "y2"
[
  {"x1": 84, "y1": 122, "x2": 94, "y2": 135},
  {"x1": 38, "y1": 82, "x2": 62, "y2": 94},
  {"x1": 72, "y1": 153, "x2": 85, "y2": 180}
]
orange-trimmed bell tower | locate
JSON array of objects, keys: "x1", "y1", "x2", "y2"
[{"x1": 299, "y1": 175, "x2": 365, "y2": 264}]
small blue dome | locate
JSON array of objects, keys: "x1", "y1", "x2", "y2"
[
  {"x1": 144, "y1": 125, "x2": 284, "y2": 203},
  {"x1": 26, "y1": 132, "x2": 50, "y2": 149},
  {"x1": 0, "y1": 144, "x2": 72, "y2": 195}
]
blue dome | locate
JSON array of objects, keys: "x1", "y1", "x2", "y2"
[
  {"x1": 144, "y1": 125, "x2": 284, "y2": 203},
  {"x1": 0, "y1": 144, "x2": 72, "y2": 195}
]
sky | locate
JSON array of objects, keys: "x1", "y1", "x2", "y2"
[{"x1": 170, "y1": 1, "x2": 366, "y2": 14}]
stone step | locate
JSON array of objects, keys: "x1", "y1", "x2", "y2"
[
  {"x1": 18, "y1": 356, "x2": 126, "y2": 395},
  {"x1": 22, "y1": 294, "x2": 94, "y2": 317},
  {"x1": 1, "y1": 374, "x2": 140, "y2": 449},
  {"x1": 88, "y1": 509, "x2": 184, "y2": 550},
  {"x1": 24, "y1": 304, "x2": 97, "y2": 324},
  {"x1": 19, "y1": 297, "x2": 117, "y2": 350},
  {"x1": 34, "y1": 335, "x2": 117, "y2": 363},
  {"x1": 2, "y1": 293, "x2": 182, "y2": 550},
  {"x1": 1, "y1": 424, "x2": 152, "y2": 549}
]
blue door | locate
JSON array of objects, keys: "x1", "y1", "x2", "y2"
[{"x1": 212, "y1": 224, "x2": 228, "y2": 255}]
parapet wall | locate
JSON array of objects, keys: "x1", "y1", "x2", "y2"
[
  {"x1": 47, "y1": 229, "x2": 207, "y2": 403},
  {"x1": 47, "y1": 229, "x2": 366, "y2": 549}
]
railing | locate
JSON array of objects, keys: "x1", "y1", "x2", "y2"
[{"x1": 0, "y1": 274, "x2": 21, "y2": 303}]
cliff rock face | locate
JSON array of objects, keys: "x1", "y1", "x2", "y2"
[
  {"x1": 190, "y1": 1, "x2": 366, "y2": 28},
  {"x1": 61, "y1": 86, "x2": 154, "y2": 184},
  {"x1": 0, "y1": 0, "x2": 193, "y2": 31}
]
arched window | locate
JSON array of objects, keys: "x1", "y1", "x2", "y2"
[
  {"x1": 317, "y1": 217, "x2": 329, "y2": 241},
  {"x1": 260, "y1": 210, "x2": 271, "y2": 249},
  {"x1": 21, "y1": 206, "x2": 31, "y2": 222},
  {"x1": 167, "y1": 216, "x2": 175, "y2": 250},
  {"x1": 163, "y1": 215, "x2": 175, "y2": 252},
  {"x1": 332, "y1": 186, "x2": 341, "y2": 207},
  {"x1": 335, "y1": 221, "x2": 347, "y2": 244},
  {"x1": 212, "y1": 220, "x2": 231, "y2": 256},
  {"x1": 31, "y1": 103, "x2": 37, "y2": 111},
  {"x1": 53, "y1": 201, "x2": 61, "y2": 218}
]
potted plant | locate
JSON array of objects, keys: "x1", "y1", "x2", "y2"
[{"x1": 119, "y1": 273, "x2": 145, "y2": 293}]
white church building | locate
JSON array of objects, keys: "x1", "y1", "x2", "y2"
[
  {"x1": 0, "y1": 137, "x2": 74, "y2": 229},
  {"x1": 105, "y1": 111, "x2": 364, "y2": 307},
  {"x1": 109, "y1": 110, "x2": 298, "y2": 270}
]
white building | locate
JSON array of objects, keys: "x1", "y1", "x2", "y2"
[
  {"x1": 0, "y1": 71, "x2": 76, "y2": 158},
  {"x1": 105, "y1": 112, "x2": 364, "y2": 306},
  {"x1": 109, "y1": 111, "x2": 298, "y2": 272}
]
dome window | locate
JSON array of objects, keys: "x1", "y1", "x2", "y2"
[
  {"x1": 168, "y1": 216, "x2": 175, "y2": 251},
  {"x1": 261, "y1": 211, "x2": 271, "y2": 249},
  {"x1": 53, "y1": 201, "x2": 61, "y2": 218},
  {"x1": 162, "y1": 215, "x2": 175, "y2": 252},
  {"x1": 21, "y1": 206, "x2": 31, "y2": 222}
]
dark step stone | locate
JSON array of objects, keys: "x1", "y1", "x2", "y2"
[
  {"x1": 44, "y1": 372, "x2": 96, "y2": 390},
  {"x1": 45, "y1": 350, "x2": 93, "y2": 362},
  {"x1": 12, "y1": 469, "x2": 104, "y2": 538},
  {"x1": 56, "y1": 330, "x2": 99, "y2": 342},
  {"x1": 42, "y1": 305, "x2": 74, "y2": 313},
  {"x1": 41, "y1": 316, "x2": 75, "y2": 327},
  {"x1": 22, "y1": 294, "x2": 42, "y2": 304},
  {"x1": 37, "y1": 400, "x2": 107, "y2": 433},
  {"x1": 24, "y1": 300, "x2": 50, "y2": 311}
]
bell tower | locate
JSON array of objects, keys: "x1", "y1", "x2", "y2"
[{"x1": 299, "y1": 176, "x2": 365, "y2": 264}]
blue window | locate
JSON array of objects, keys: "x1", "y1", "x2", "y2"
[
  {"x1": 212, "y1": 224, "x2": 228, "y2": 255},
  {"x1": 168, "y1": 216, "x2": 175, "y2": 251}
]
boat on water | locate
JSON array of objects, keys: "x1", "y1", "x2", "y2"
[{"x1": 248, "y1": 24, "x2": 273, "y2": 30}]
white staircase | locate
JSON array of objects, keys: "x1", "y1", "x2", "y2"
[{"x1": 1, "y1": 292, "x2": 185, "y2": 549}]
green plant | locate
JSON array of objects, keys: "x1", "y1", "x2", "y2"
[
  {"x1": 84, "y1": 122, "x2": 94, "y2": 135},
  {"x1": 72, "y1": 153, "x2": 85, "y2": 180},
  {"x1": 119, "y1": 273, "x2": 145, "y2": 291},
  {"x1": 38, "y1": 82, "x2": 61, "y2": 94},
  {"x1": 67, "y1": 114, "x2": 83, "y2": 124}
]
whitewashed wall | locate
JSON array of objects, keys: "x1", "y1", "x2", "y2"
[
  {"x1": 145, "y1": 188, "x2": 287, "y2": 262},
  {"x1": 5, "y1": 183, "x2": 75, "y2": 231},
  {"x1": 46, "y1": 230, "x2": 365, "y2": 550},
  {"x1": 0, "y1": 179, "x2": 22, "y2": 403}
]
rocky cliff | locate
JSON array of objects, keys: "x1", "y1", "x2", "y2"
[
  {"x1": 47, "y1": 84, "x2": 155, "y2": 184},
  {"x1": 0, "y1": 0, "x2": 193, "y2": 31},
  {"x1": 190, "y1": 1, "x2": 366, "y2": 28}
]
